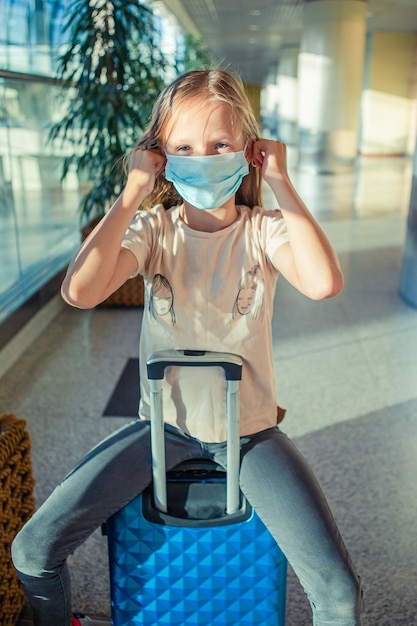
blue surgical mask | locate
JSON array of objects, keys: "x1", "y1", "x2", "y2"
[{"x1": 165, "y1": 151, "x2": 249, "y2": 210}]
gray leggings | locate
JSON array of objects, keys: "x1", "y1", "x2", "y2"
[{"x1": 12, "y1": 421, "x2": 362, "y2": 626}]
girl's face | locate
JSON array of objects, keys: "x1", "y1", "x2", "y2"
[
  {"x1": 163, "y1": 97, "x2": 246, "y2": 158},
  {"x1": 153, "y1": 284, "x2": 173, "y2": 315},
  {"x1": 237, "y1": 287, "x2": 256, "y2": 315}
]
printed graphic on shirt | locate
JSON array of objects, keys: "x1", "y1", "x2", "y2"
[
  {"x1": 149, "y1": 273, "x2": 176, "y2": 324},
  {"x1": 232, "y1": 265, "x2": 265, "y2": 320}
]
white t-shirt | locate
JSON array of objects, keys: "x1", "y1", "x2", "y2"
[{"x1": 122, "y1": 203, "x2": 289, "y2": 443}]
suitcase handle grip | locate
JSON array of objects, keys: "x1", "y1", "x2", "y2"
[
  {"x1": 146, "y1": 349, "x2": 242, "y2": 380},
  {"x1": 146, "y1": 350, "x2": 243, "y2": 515}
]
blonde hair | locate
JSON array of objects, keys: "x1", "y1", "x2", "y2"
[{"x1": 136, "y1": 68, "x2": 263, "y2": 209}]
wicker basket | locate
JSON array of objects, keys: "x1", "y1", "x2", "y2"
[
  {"x1": 82, "y1": 218, "x2": 145, "y2": 307},
  {"x1": 0, "y1": 414, "x2": 36, "y2": 626}
]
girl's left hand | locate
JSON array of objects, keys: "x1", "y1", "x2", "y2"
[{"x1": 248, "y1": 138, "x2": 289, "y2": 186}]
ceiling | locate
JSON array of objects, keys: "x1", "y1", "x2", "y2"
[{"x1": 155, "y1": 0, "x2": 417, "y2": 84}]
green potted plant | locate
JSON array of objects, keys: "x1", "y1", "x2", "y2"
[
  {"x1": 50, "y1": 0, "x2": 168, "y2": 306},
  {"x1": 181, "y1": 33, "x2": 213, "y2": 72}
]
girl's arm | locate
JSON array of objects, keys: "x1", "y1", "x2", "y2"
[
  {"x1": 61, "y1": 148, "x2": 166, "y2": 309},
  {"x1": 251, "y1": 139, "x2": 344, "y2": 300}
]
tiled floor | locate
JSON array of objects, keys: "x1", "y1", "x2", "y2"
[{"x1": 2, "y1": 155, "x2": 417, "y2": 625}]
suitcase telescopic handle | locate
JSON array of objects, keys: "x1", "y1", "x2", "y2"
[{"x1": 146, "y1": 350, "x2": 243, "y2": 515}]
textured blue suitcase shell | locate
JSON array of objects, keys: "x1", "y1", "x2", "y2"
[{"x1": 107, "y1": 491, "x2": 287, "y2": 626}]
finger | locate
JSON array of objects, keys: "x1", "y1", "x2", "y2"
[
  {"x1": 147, "y1": 140, "x2": 160, "y2": 151},
  {"x1": 129, "y1": 146, "x2": 159, "y2": 172},
  {"x1": 251, "y1": 142, "x2": 266, "y2": 168},
  {"x1": 274, "y1": 140, "x2": 287, "y2": 158}
]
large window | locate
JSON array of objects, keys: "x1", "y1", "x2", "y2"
[
  {"x1": 0, "y1": 0, "x2": 183, "y2": 324},
  {"x1": 0, "y1": 74, "x2": 79, "y2": 323},
  {"x1": 0, "y1": 0, "x2": 68, "y2": 75}
]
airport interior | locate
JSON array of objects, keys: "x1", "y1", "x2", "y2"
[{"x1": 1, "y1": 1, "x2": 417, "y2": 625}]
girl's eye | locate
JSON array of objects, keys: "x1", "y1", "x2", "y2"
[
  {"x1": 215, "y1": 141, "x2": 234, "y2": 152},
  {"x1": 177, "y1": 145, "x2": 191, "y2": 153}
]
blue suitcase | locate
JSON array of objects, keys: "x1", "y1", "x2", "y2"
[{"x1": 106, "y1": 350, "x2": 287, "y2": 625}]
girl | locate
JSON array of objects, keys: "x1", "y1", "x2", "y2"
[{"x1": 12, "y1": 69, "x2": 362, "y2": 626}]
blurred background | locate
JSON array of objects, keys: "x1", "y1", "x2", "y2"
[
  {"x1": 1, "y1": 1, "x2": 417, "y2": 625},
  {"x1": 1, "y1": 0, "x2": 417, "y2": 331}
]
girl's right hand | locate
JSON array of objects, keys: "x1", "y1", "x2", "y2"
[
  {"x1": 62, "y1": 145, "x2": 165, "y2": 309},
  {"x1": 127, "y1": 147, "x2": 166, "y2": 197}
]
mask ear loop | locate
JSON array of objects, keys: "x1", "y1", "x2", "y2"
[{"x1": 244, "y1": 136, "x2": 258, "y2": 167}]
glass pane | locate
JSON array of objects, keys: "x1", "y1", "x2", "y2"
[
  {"x1": 0, "y1": 0, "x2": 68, "y2": 75},
  {"x1": 0, "y1": 75, "x2": 80, "y2": 323},
  {"x1": 0, "y1": 79, "x2": 21, "y2": 301}
]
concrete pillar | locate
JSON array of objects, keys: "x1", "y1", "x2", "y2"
[
  {"x1": 260, "y1": 66, "x2": 280, "y2": 139},
  {"x1": 277, "y1": 46, "x2": 299, "y2": 146},
  {"x1": 400, "y1": 136, "x2": 417, "y2": 307},
  {"x1": 297, "y1": 0, "x2": 367, "y2": 173},
  {"x1": 245, "y1": 83, "x2": 262, "y2": 123},
  {"x1": 359, "y1": 32, "x2": 417, "y2": 156}
]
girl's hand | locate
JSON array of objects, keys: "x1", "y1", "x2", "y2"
[
  {"x1": 249, "y1": 138, "x2": 289, "y2": 186},
  {"x1": 247, "y1": 138, "x2": 344, "y2": 300},
  {"x1": 127, "y1": 146, "x2": 166, "y2": 197}
]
